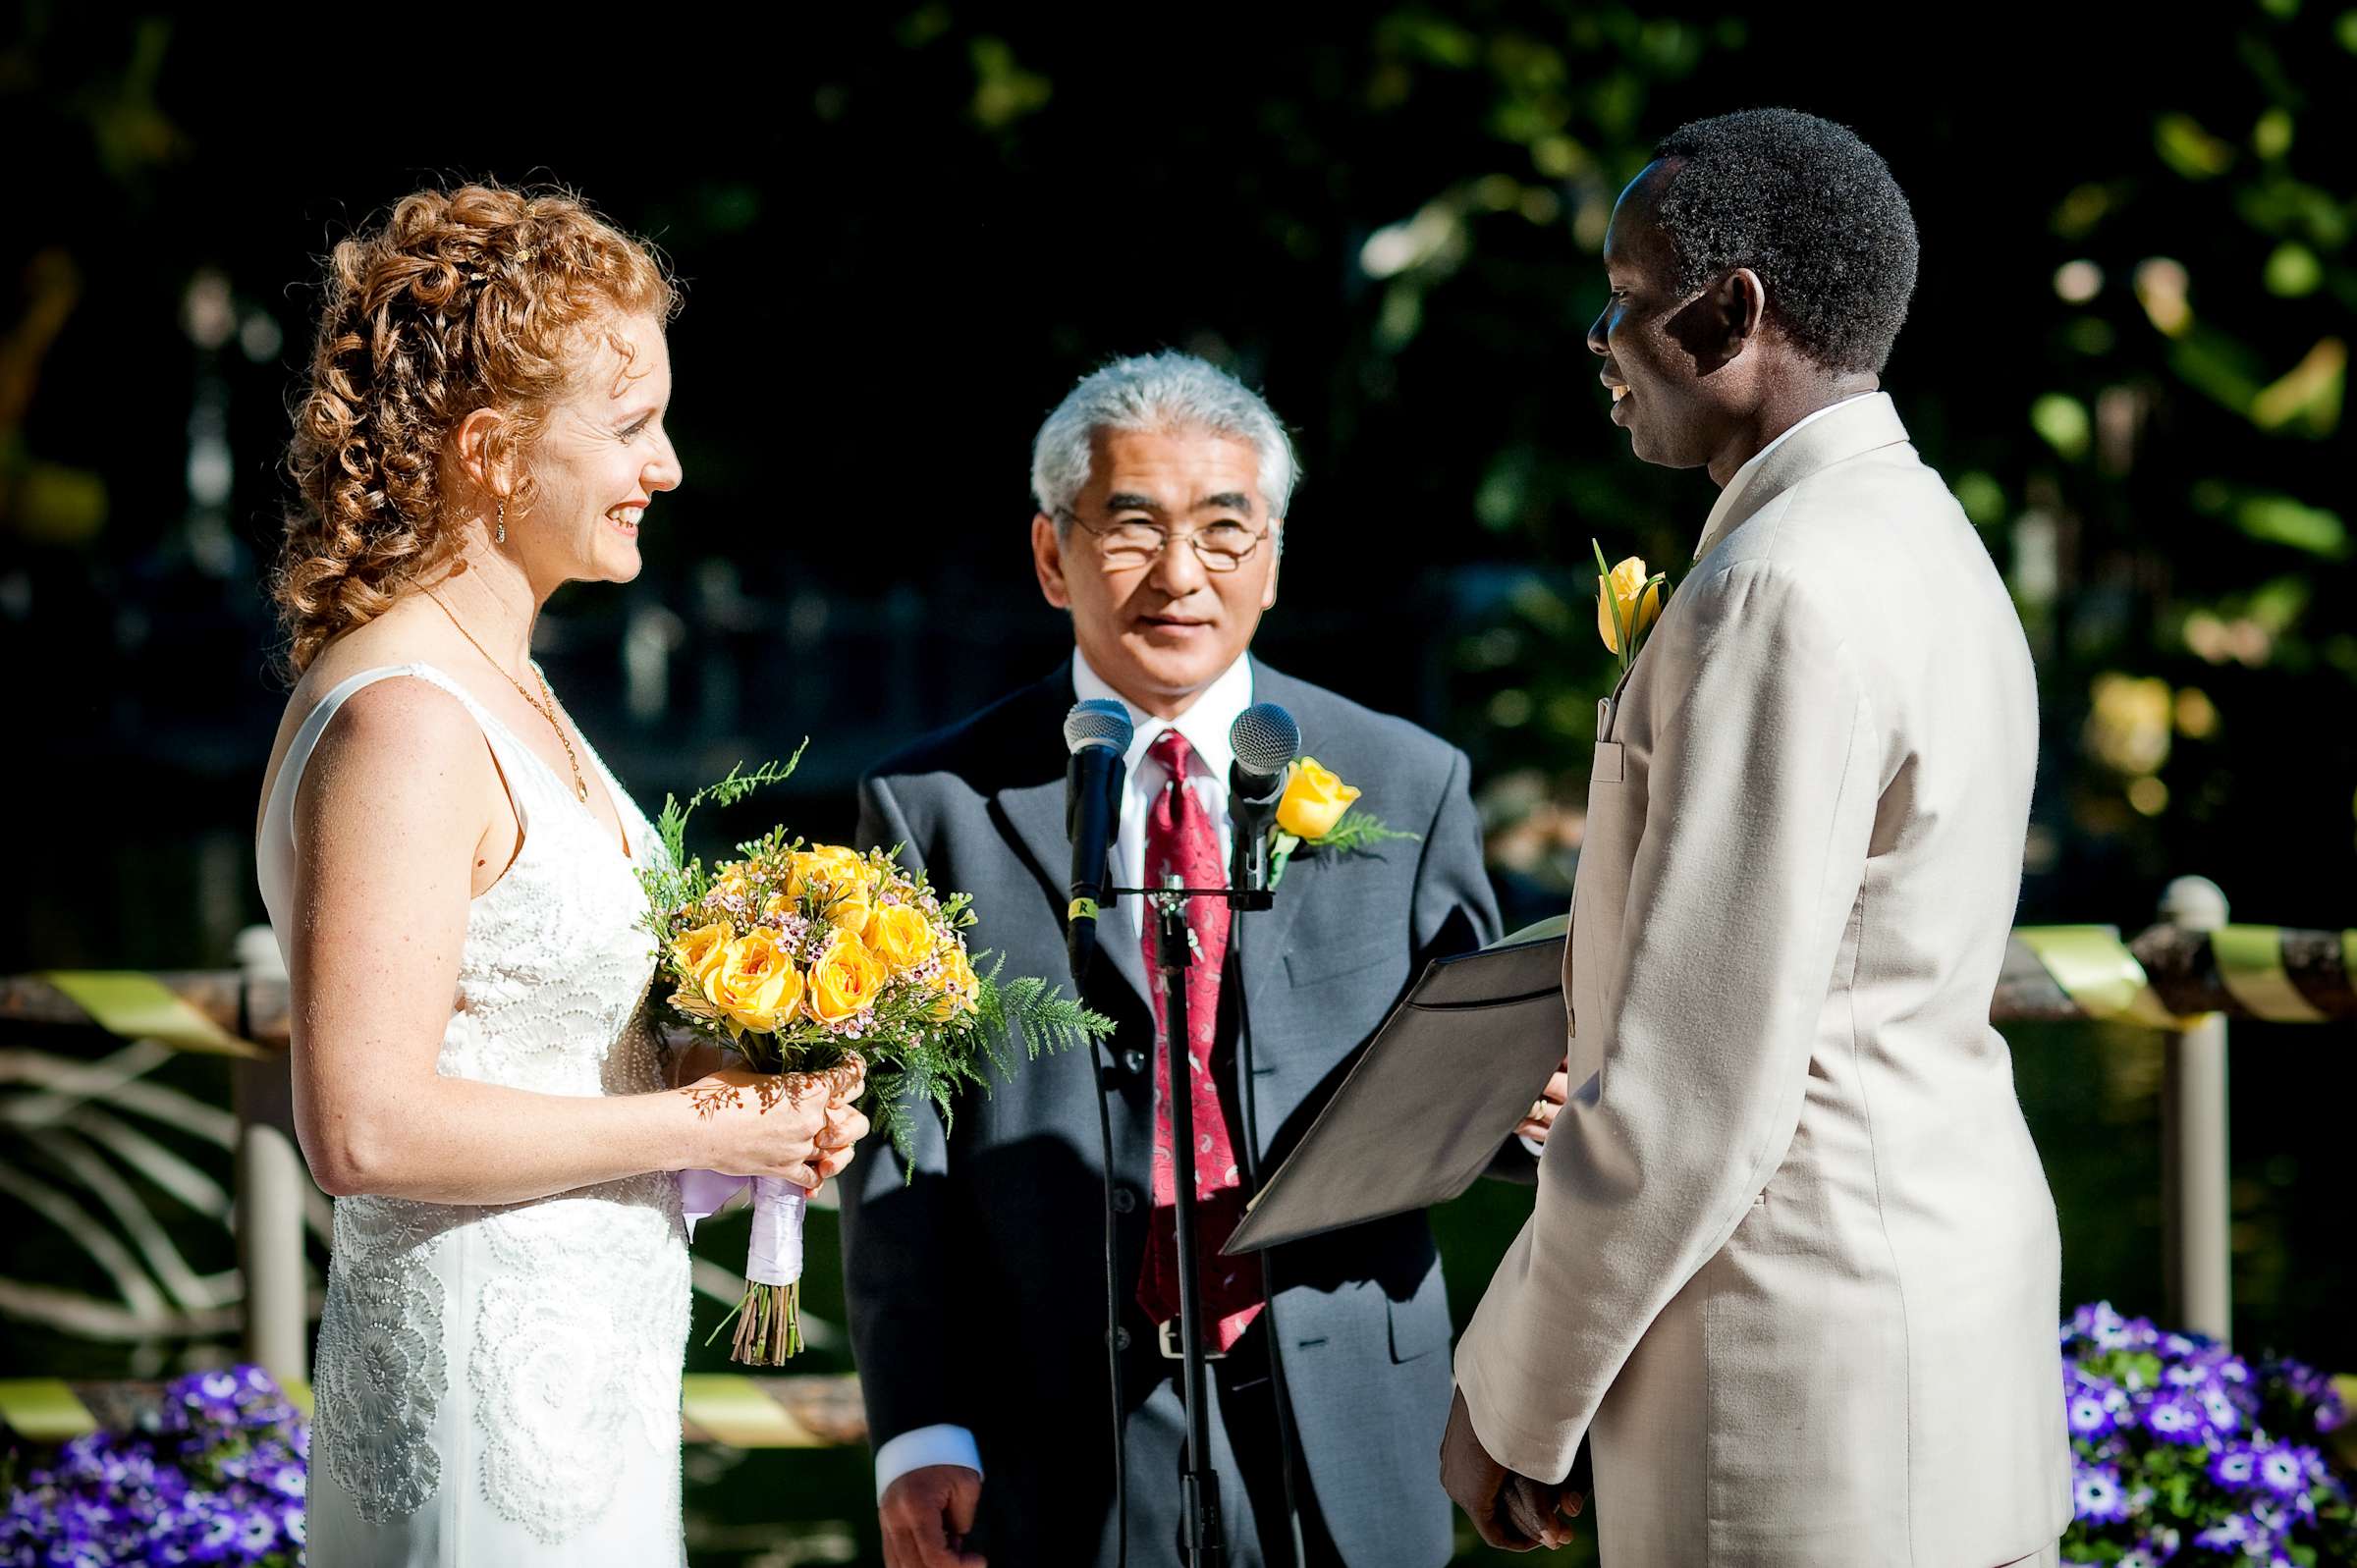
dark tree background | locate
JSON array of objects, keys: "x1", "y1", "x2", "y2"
[{"x1": 3, "y1": 3, "x2": 2350, "y2": 1561}]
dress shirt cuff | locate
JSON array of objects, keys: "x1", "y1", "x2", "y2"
[
  {"x1": 873, "y1": 1424, "x2": 983, "y2": 1503},
  {"x1": 1519, "y1": 1134, "x2": 1546, "y2": 1159}
]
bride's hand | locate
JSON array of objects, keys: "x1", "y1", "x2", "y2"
[{"x1": 683, "y1": 1064, "x2": 869, "y2": 1187}]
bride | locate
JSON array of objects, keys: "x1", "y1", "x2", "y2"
[{"x1": 253, "y1": 184, "x2": 868, "y2": 1565}]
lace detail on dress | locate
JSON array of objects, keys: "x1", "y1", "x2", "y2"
[
  {"x1": 313, "y1": 1213, "x2": 448, "y2": 1523},
  {"x1": 262, "y1": 664, "x2": 690, "y2": 1548},
  {"x1": 466, "y1": 1166, "x2": 690, "y2": 1541}
]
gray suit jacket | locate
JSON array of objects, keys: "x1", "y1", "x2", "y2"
[
  {"x1": 1455, "y1": 396, "x2": 2072, "y2": 1567},
  {"x1": 840, "y1": 657, "x2": 1502, "y2": 1567}
]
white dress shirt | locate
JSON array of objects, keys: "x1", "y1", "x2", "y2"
[
  {"x1": 1073, "y1": 644, "x2": 1253, "y2": 941},
  {"x1": 871, "y1": 647, "x2": 1256, "y2": 1502},
  {"x1": 1694, "y1": 393, "x2": 1876, "y2": 562}
]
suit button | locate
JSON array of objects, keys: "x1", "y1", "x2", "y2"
[
  {"x1": 1108, "y1": 1326, "x2": 1132, "y2": 1351},
  {"x1": 1112, "y1": 1187, "x2": 1137, "y2": 1215},
  {"x1": 1123, "y1": 1049, "x2": 1148, "y2": 1075}
]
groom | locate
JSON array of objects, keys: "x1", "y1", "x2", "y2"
[
  {"x1": 1442, "y1": 111, "x2": 2072, "y2": 1566},
  {"x1": 841, "y1": 351, "x2": 1507, "y2": 1567}
]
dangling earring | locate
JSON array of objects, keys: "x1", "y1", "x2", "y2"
[{"x1": 494, "y1": 499, "x2": 507, "y2": 546}]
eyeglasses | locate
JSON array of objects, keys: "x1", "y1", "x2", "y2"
[{"x1": 1056, "y1": 510, "x2": 1272, "y2": 573}]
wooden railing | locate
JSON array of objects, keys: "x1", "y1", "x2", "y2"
[{"x1": 4, "y1": 881, "x2": 2352, "y2": 1430}]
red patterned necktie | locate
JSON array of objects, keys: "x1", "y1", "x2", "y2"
[{"x1": 1134, "y1": 729, "x2": 1264, "y2": 1353}]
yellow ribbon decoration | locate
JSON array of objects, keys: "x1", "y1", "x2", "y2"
[
  {"x1": 41, "y1": 971, "x2": 260, "y2": 1058},
  {"x1": 2211, "y1": 925, "x2": 2330, "y2": 1023},
  {"x1": 681, "y1": 1373, "x2": 823, "y2": 1447},
  {"x1": 2010, "y1": 927, "x2": 2205, "y2": 1029},
  {"x1": 0, "y1": 1379, "x2": 96, "y2": 1441}
]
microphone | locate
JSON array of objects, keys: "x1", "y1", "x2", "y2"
[
  {"x1": 1063, "y1": 698, "x2": 1133, "y2": 977},
  {"x1": 1227, "y1": 702, "x2": 1301, "y2": 906}
]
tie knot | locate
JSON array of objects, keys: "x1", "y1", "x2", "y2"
[{"x1": 1148, "y1": 728, "x2": 1196, "y2": 778}]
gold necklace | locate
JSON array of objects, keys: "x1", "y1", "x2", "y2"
[{"x1": 422, "y1": 589, "x2": 590, "y2": 803}]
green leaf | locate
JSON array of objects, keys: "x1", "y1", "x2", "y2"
[
  {"x1": 2155, "y1": 112, "x2": 2236, "y2": 180},
  {"x1": 2233, "y1": 494, "x2": 2348, "y2": 559},
  {"x1": 2030, "y1": 393, "x2": 2092, "y2": 460}
]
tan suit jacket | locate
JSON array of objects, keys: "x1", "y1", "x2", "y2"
[{"x1": 1455, "y1": 395, "x2": 2073, "y2": 1567}]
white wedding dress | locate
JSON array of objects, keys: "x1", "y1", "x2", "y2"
[{"x1": 257, "y1": 663, "x2": 689, "y2": 1567}]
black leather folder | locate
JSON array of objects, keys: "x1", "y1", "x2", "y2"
[{"x1": 1224, "y1": 916, "x2": 1569, "y2": 1255}]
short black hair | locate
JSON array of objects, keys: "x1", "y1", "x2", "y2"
[{"x1": 1650, "y1": 109, "x2": 1919, "y2": 374}]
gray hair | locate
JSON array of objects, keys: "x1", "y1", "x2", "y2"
[{"x1": 1030, "y1": 351, "x2": 1300, "y2": 524}]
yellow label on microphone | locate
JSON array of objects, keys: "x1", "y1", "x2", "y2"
[{"x1": 1069, "y1": 897, "x2": 1099, "y2": 923}]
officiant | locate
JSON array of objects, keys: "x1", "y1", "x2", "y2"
[{"x1": 839, "y1": 351, "x2": 1519, "y2": 1568}]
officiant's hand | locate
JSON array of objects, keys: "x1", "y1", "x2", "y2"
[
  {"x1": 1513, "y1": 1059, "x2": 1571, "y2": 1146},
  {"x1": 880, "y1": 1464, "x2": 984, "y2": 1568},
  {"x1": 1441, "y1": 1387, "x2": 1583, "y2": 1550}
]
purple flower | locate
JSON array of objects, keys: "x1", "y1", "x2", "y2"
[
  {"x1": 2067, "y1": 1389, "x2": 2115, "y2": 1438},
  {"x1": 2115, "y1": 1550, "x2": 2159, "y2": 1568},
  {"x1": 2142, "y1": 1396, "x2": 2207, "y2": 1443},
  {"x1": 2194, "y1": 1512, "x2": 2255, "y2": 1551},
  {"x1": 2073, "y1": 1462, "x2": 2130, "y2": 1525},
  {"x1": 2199, "y1": 1385, "x2": 2241, "y2": 1433},
  {"x1": 2072, "y1": 1301, "x2": 2132, "y2": 1346},
  {"x1": 2255, "y1": 1443, "x2": 2311, "y2": 1498},
  {"x1": 236, "y1": 1507, "x2": 279, "y2": 1552},
  {"x1": 2210, "y1": 1444, "x2": 2260, "y2": 1488}
]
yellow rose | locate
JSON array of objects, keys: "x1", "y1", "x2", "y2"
[
  {"x1": 706, "y1": 864, "x2": 756, "y2": 912},
  {"x1": 788, "y1": 844, "x2": 868, "y2": 902},
  {"x1": 702, "y1": 928, "x2": 803, "y2": 1035},
  {"x1": 671, "y1": 920, "x2": 735, "y2": 985},
  {"x1": 824, "y1": 886, "x2": 876, "y2": 942},
  {"x1": 807, "y1": 932, "x2": 887, "y2": 1025},
  {"x1": 1276, "y1": 757, "x2": 1363, "y2": 841},
  {"x1": 927, "y1": 944, "x2": 980, "y2": 1022},
  {"x1": 864, "y1": 902, "x2": 938, "y2": 974},
  {"x1": 1597, "y1": 555, "x2": 1664, "y2": 656}
]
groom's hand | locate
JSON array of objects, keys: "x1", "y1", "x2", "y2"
[
  {"x1": 1512, "y1": 1058, "x2": 1571, "y2": 1146},
  {"x1": 1441, "y1": 1387, "x2": 1583, "y2": 1551},
  {"x1": 880, "y1": 1464, "x2": 984, "y2": 1568}
]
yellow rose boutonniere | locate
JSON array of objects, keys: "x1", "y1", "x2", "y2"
[
  {"x1": 1593, "y1": 539, "x2": 1669, "y2": 676},
  {"x1": 1276, "y1": 758, "x2": 1362, "y2": 840},
  {"x1": 1265, "y1": 757, "x2": 1416, "y2": 890},
  {"x1": 808, "y1": 931, "x2": 887, "y2": 1025}
]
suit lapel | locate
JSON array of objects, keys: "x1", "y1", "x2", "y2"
[
  {"x1": 995, "y1": 773, "x2": 1154, "y2": 1015},
  {"x1": 1234, "y1": 664, "x2": 1324, "y2": 978}
]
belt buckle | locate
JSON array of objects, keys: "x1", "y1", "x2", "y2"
[{"x1": 1158, "y1": 1320, "x2": 1227, "y2": 1362}]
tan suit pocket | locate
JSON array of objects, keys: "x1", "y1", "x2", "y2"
[{"x1": 1566, "y1": 746, "x2": 1636, "y2": 1087}]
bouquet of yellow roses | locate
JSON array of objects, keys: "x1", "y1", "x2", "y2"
[{"x1": 640, "y1": 757, "x2": 1111, "y2": 1363}]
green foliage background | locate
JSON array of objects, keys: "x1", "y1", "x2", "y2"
[{"x1": 3, "y1": 3, "x2": 2353, "y2": 1562}]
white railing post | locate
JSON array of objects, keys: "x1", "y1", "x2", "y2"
[
  {"x1": 232, "y1": 925, "x2": 309, "y2": 1382},
  {"x1": 2157, "y1": 876, "x2": 2231, "y2": 1342}
]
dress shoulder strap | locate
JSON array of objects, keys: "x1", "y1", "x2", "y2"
[{"x1": 254, "y1": 664, "x2": 532, "y2": 939}]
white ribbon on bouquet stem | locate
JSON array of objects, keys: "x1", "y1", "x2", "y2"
[{"x1": 680, "y1": 1169, "x2": 809, "y2": 1286}]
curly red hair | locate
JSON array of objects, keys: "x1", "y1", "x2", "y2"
[{"x1": 275, "y1": 183, "x2": 679, "y2": 674}]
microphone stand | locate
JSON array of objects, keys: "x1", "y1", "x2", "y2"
[{"x1": 1111, "y1": 872, "x2": 1258, "y2": 1568}]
